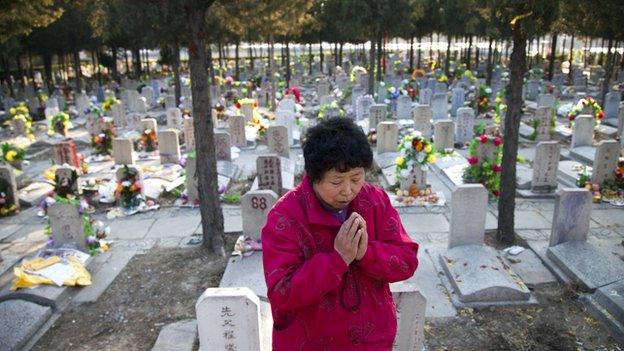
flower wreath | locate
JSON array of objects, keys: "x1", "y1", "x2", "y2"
[
  {"x1": 395, "y1": 131, "x2": 436, "y2": 180},
  {"x1": 462, "y1": 125, "x2": 503, "y2": 198},
  {"x1": 7, "y1": 103, "x2": 34, "y2": 140},
  {"x1": 1, "y1": 142, "x2": 25, "y2": 164},
  {"x1": 91, "y1": 124, "x2": 116, "y2": 156},
  {"x1": 115, "y1": 165, "x2": 143, "y2": 209},
  {"x1": 318, "y1": 101, "x2": 345, "y2": 119},
  {"x1": 567, "y1": 97, "x2": 604, "y2": 126},
  {"x1": 102, "y1": 96, "x2": 120, "y2": 112},
  {"x1": 48, "y1": 112, "x2": 72, "y2": 136}
]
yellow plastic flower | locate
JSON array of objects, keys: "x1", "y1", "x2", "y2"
[
  {"x1": 427, "y1": 154, "x2": 437, "y2": 164},
  {"x1": 5, "y1": 150, "x2": 17, "y2": 161},
  {"x1": 395, "y1": 156, "x2": 406, "y2": 167},
  {"x1": 9, "y1": 108, "x2": 16, "y2": 116},
  {"x1": 424, "y1": 144, "x2": 432, "y2": 153}
]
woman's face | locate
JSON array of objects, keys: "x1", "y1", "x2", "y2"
[{"x1": 313, "y1": 167, "x2": 366, "y2": 210}]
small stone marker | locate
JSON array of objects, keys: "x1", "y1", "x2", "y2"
[
  {"x1": 242, "y1": 189, "x2": 278, "y2": 240},
  {"x1": 535, "y1": 107, "x2": 553, "y2": 141},
  {"x1": 214, "y1": 132, "x2": 232, "y2": 161},
  {"x1": 256, "y1": 155, "x2": 282, "y2": 196},
  {"x1": 412, "y1": 104, "x2": 433, "y2": 137},
  {"x1": 396, "y1": 95, "x2": 412, "y2": 119},
  {"x1": 591, "y1": 140, "x2": 620, "y2": 185},
  {"x1": 158, "y1": 130, "x2": 181, "y2": 164},
  {"x1": 166, "y1": 108, "x2": 182, "y2": 130},
  {"x1": 267, "y1": 125, "x2": 289, "y2": 158},
  {"x1": 48, "y1": 203, "x2": 87, "y2": 252},
  {"x1": 449, "y1": 184, "x2": 487, "y2": 249},
  {"x1": 531, "y1": 141, "x2": 560, "y2": 193},
  {"x1": 570, "y1": 115, "x2": 594, "y2": 148},
  {"x1": 113, "y1": 138, "x2": 134, "y2": 165},
  {"x1": 355, "y1": 95, "x2": 374, "y2": 121},
  {"x1": 434, "y1": 120, "x2": 455, "y2": 151},
  {"x1": 548, "y1": 188, "x2": 592, "y2": 247},
  {"x1": 0, "y1": 165, "x2": 19, "y2": 213},
  {"x1": 419, "y1": 88, "x2": 433, "y2": 105},
  {"x1": 112, "y1": 102, "x2": 126, "y2": 128},
  {"x1": 450, "y1": 87, "x2": 465, "y2": 116},
  {"x1": 196, "y1": 287, "x2": 266, "y2": 351},
  {"x1": 229, "y1": 114, "x2": 247, "y2": 148},
  {"x1": 455, "y1": 107, "x2": 475, "y2": 144},
  {"x1": 183, "y1": 118, "x2": 195, "y2": 151},
  {"x1": 376, "y1": 121, "x2": 398, "y2": 154},
  {"x1": 369, "y1": 104, "x2": 387, "y2": 130},
  {"x1": 431, "y1": 93, "x2": 448, "y2": 120}
]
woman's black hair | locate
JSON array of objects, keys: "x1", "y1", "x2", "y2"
[{"x1": 302, "y1": 117, "x2": 373, "y2": 183}]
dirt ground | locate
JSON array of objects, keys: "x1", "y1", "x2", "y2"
[{"x1": 32, "y1": 237, "x2": 237, "y2": 351}]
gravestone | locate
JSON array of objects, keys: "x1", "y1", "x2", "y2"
[
  {"x1": 111, "y1": 102, "x2": 126, "y2": 128},
  {"x1": 183, "y1": 118, "x2": 195, "y2": 151},
  {"x1": 277, "y1": 97, "x2": 295, "y2": 113},
  {"x1": 392, "y1": 288, "x2": 426, "y2": 351},
  {"x1": 434, "y1": 82, "x2": 447, "y2": 94},
  {"x1": 140, "y1": 118, "x2": 158, "y2": 134},
  {"x1": 256, "y1": 155, "x2": 282, "y2": 196},
  {"x1": 196, "y1": 287, "x2": 266, "y2": 351},
  {"x1": 141, "y1": 86, "x2": 154, "y2": 106},
  {"x1": 75, "y1": 93, "x2": 90, "y2": 118},
  {"x1": 419, "y1": 88, "x2": 433, "y2": 105},
  {"x1": 431, "y1": 93, "x2": 448, "y2": 120},
  {"x1": 274, "y1": 111, "x2": 294, "y2": 147},
  {"x1": 376, "y1": 121, "x2": 399, "y2": 154},
  {"x1": 434, "y1": 120, "x2": 455, "y2": 151},
  {"x1": 335, "y1": 73, "x2": 348, "y2": 90},
  {"x1": 185, "y1": 155, "x2": 199, "y2": 204},
  {"x1": 526, "y1": 80, "x2": 540, "y2": 101},
  {"x1": 126, "y1": 113, "x2": 142, "y2": 131},
  {"x1": 0, "y1": 166, "x2": 19, "y2": 213},
  {"x1": 85, "y1": 111, "x2": 102, "y2": 135},
  {"x1": 242, "y1": 189, "x2": 278, "y2": 240},
  {"x1": 214, "y1": 132, "x2": 232, "y2": 161},
  {"x1": 570, "y1": 115, "x2": 594, "y2": 148},
  {"x1": 604, "y1": 91, "x2": 620, "y2": 120},
  {"x1": 317, "y1": 80, "x2": 331, "y2": 99},
  {"x1": 535, "y1": 107, "x2": 553, "y2": 141},
  {"x1": 351, "y1": 86, "x2": 365, "y2": 109},
  {"x1": 267, "y1": 125, "x2": 289, "y2": 158},
  {"x1": 449, "y1": 184, "x2": 488, "y2": 249},
  {"x1": 48, "y1": 203, "x2": 87, "y2": 252},
  {"x1": 158, "y1": 130, "x2": 181, "y2": 164},
  {"x1": 165, "y1": 94, "x2": 176, "y2": 110},
  {"x1": 537, "y1": 94, "x2": 555, "y2": 109},
  {"x1": 400, "y1": 166, "x2": 427, "y2": 191},
  {"x1": 113, "y1": 138, "x2": 134, "y2": 165},
  {"x1": 548, "y1": 188, "x2": 592, "y2": 247},
  {"x1": 52, "y1": 141, "x2": 80, "y2": 168},
  {"x1": 229, "y1": 114, "x2": 247, "y2": 148},
  {"x1": 412, "y1": 105, "x2": 433, "y2": 137},
  {"x1": 240, "y1": 102, "x2": 254, "y2": 123},
  {"x1": 450, "y1": 88, "x2": 465, "y2": 117},
  {"x1": 455, "y1": 107, "x2": 475, "y2": 144},
  {"x1": 376, "y1": 82, "x2": 387, "y2": 103},
  {"x1": 531, "y1": 141, "x2": 560, "y2": 193},
  {"x1": 166, "y1": 108, "x2": 182, "y2": 130},
  {"x1": 44, "y1": 106, "x2": 60, "y2": 121},
  {"x1": 55, "y1": 166, "x2": 81, "y2": 196},
  {"x1": 355, "y1": 95, "x2": 375, "y2": 121},
  {"x1": 369, "y1": 104, "x2": 387, "y2": 130},
  {"x1": 476, "y1": 139, "x2": 498, "y2": 164},
  {"x1": 591, "y1": 140, "x2": 620, "y2": 185},
  {"x1": 396, "y1": 95, "x2": 412, "y2": 119}
]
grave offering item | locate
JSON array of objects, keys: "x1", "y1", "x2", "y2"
[
  {"x1": 52, "y1": 140, "x2": 81, "y2": 169},
  {"x1": 115, "y1": 165, "x2": 144, "y2": 209},
  {"x1": 54, "y1": 166, "x2": 81, "y2": 198},
  {"x1": 567, "y1": 97, "x2": 604, "y2": 127},
  {"x1": 0, "y1": 165, "x2": 19, "y2": 216},
  {"x1": 137, "y1": 128, "x2": 158, "y2": 152},
  {"x1": 48, "y1": 111, "x2": 72, "y2": 136},
  {"x1": 1, "y1": 142, "x2": 25, "y2": 170},
  {"x1": 8, "y1": 103, "x2": 34, "y2": 140},
  {"x1": 477, "y1": 85, "x2": 492, "y2": 114},
  {"x1": 395, "y1": 131, "x2": 436, "y2": 187},
  {"x1": 90, "y1": 120, "x2": 116, "y2": 156},
  {"x1": 102, "y1": 96, "x2": 120, "y2": 114},
  {"x1": 242, "y1": 189, "x2": 278, "y2": 240},
  {"x1": 462, "y1": 130, "x2": 503, "y2": 198}
]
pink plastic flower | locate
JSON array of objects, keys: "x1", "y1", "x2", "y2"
[
  {"x1": 492, "y1": 164, "x2": 502, "y2": 172},
  {"x1": 479, "y1": 134, "x2": 489, "y2": 143},
  {"x1": 493, "y1": 137, "x2": 502, "y2": 146},
  {"x1": 468, "y1": 156, "x2": 479, "y2": 165}
]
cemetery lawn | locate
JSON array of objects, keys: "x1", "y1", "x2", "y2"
[
  {"x1": 32, "y1": 237, "x2": 237, "y2": 350},
  {"x1": 425, "y1": 283, "x2": 621, "y2": 350}
]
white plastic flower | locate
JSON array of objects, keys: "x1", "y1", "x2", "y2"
[{"x1": 122, "y1": 181, "x2": 131, "y2": 187}]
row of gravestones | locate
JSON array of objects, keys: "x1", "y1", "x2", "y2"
[{"x1": 112, "y1": 118, "x2": 181, "y2": 165}]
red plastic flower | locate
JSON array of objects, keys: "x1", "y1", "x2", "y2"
[
  {"x1": 492, "y1": 164, "x2": 502, "y2": 172},
  {"x1": 235, "y1": 102, "x2": 241, "y2": 109},
  {"x1": 492, "y1": 190, "x2": 500, "y2": 197},
  {"x1": 596, "y1": 111, "x2": 604, "y2": 119},
  {"x1": 568, "y1": 114, "x2": 575, "y2": 121},
  {"x1": 493, "y1": 137, "x2": 502, "y2": 146},
  {"x1": 468, "y1": 156, "x2": 479, "y2": 165},
  {"x1": 479, "y1": 134, "x2": 489, "y2": 143}
]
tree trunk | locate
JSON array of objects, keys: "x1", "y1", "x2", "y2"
[
  {"x1": 486, "y1": 37, "x2": 494, "y2": 85},
  {"x1": 467, "y1": 36, "x2": 473, "y2": 70},
  {"x1": 319, "y1": 39, "x2": 324, "y2": 74},
  {"x1": 111, "y1": 46, "x2": 119, "y2": 83},
  {"x1": 207, "y1": 44, "x2": 215, "y2": 82},
  {"x1": 600, "y1": 37, "x2": 614, "y2": 106},
  {"x1": 27, "y1": 50, "x2": 34, "y2": 83},
  {"x1": 475, "y1": 39, "x2": 480, "y2": 70},
  {"x1": 59, "y1": 51, "x2": 66, "y2": 85},
  {"x1": 368, "y1": 37, "x2": 375, "y2": 95},
  {"x1": 235, "y1": 42, "x2": 240, "y2": 81},
  {"x1": 376, "y1": 32, "x2": 383, "y2": 81},
  {"x1": 124, "y1": 50, "x2": 130, "y2": 76},
  {"x1": 497, "y1": 20, "x2": 527, "y2": 245},
  {"x1": 285, "y1": 40, "x2": 291, "y2": 87},
  {"x1": 445, "y1": 35, "x2": 452, "y2": 76},
  {"x1": 417, "y1": 37, "x2": 422, "y2": 69},
  {"x1": 186, "y1": 4, "x2": 225, "y2": 256},
  {"x1": 217, "y1": 41, "x2": 223, "y2": 73},
  {"x1": 308, "y1": 43, "x2": 312, "y2": 76},
  {"x1": 548, "y1": 33, "x2": 558, "y2": 81},
  {"x1": 339, "y1": 43, "x2": 344, "y2": 66},
  {"x1": 429, "y1": 33, "x2": 434, "y2": 62},
  {"x1": 144, "y1": 49, "x2": 150, "y2": 76},
  {"x1": 568, "y1": 35, "x2": 575, "y2": 81},
  {"x1": 269, "y1": 33, "x2": 277, "y2": 110},
  {"x1": 409, "y1": 37, "x2": 414, "y2": 73},
  {"x1": 249, "y1": 42, "x2": 254, "y2": 71},
  {"x1": 73, "y1": 49, "x2": 82, "y2": 93},
  {"x1": 16, "y1": 56, "x2": 24, "y2": 90},
  {"x1": 96, "y1": 50, "x2": 103, "y2": 86},
  {"x1": 2, "y1": 55, "x2": 14, "y2": 98},
  {"x1": 43, "y1": 53, "x2": 54, "y2": 93},
  {"x1": 90, "y1": 51, "x2": 98, "y2": 85},
  {"x1": 131, "y1": 47, "x2": 142, "y2": 78},
  {"x1": 172, "y1": 40, "x2": 182, "y2": 107}
]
